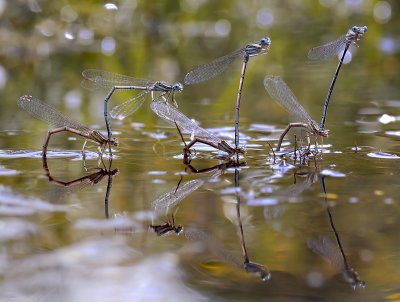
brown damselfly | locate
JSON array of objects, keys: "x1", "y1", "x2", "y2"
[{"x1": 18, "y1": 95, "x2": 118, "y2": 158}]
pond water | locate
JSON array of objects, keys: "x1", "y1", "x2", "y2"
[{"x1": 1, "y1": 1, "x2": 400, "y2": 301}]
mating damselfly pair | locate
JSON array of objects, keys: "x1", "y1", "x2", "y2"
[
  {"x1": 81, "y1": 36, "x2": 271, "y2": 148},
  {"x1": 264, "y1": 25, "x2": 367, "y2": 153},
  {"x1": 17, "y1": 25, "x2": 367, "y2": 161}
]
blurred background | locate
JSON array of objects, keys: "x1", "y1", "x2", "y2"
[{"x1": 1, "y1": 0, "x2": 399, "y2": 135}]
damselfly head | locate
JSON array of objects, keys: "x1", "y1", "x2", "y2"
[
  {"x1": 321, "y1": 129, "x2": 329, "y2": 137},
  {"x1": 110, "y1": 137, "x2": 119, "y2": 146},
  {"x1": 351, "y1": 25, "x2": 368, "y2": 34},
  {"x1": 173, "y1": 82, "x2": 184, "y2": 92},
  {"x1": 260, "y1": 37, "x2": 272, "y2": 46},
  {"x1": 244, "y1": 261, "x2": 271, "y2": 281},
  {"x1": 173, "y1": 224, "x2": 183, "y2": 234},
  {"x1": 344, "y1": 268, "x2": 365, "y2": 290},
  {"x1": 238, "y1": 146, "x2": 247, "y2": 154}
]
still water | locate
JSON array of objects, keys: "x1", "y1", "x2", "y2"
[{"x1": 1, "y1": 1, "x2": 399, "y2": 301}]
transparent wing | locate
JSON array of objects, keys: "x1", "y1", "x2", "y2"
[
  {"x1": 185, "y1": 227, "x2": 243, "y2": 267},
  {"x1": 308, "y1": 236, "x2": 345, "y2": 271},
  {"x1": 150, "y1": 100, "x2": 222, "y2": 145},
  {"x1": 18, "y1": 95, "x2": 92, "y2": 136},
  {"x1": 110, "y1": 91, "x2": 148, "y2": 120},
  {"x1": 151, "y1": 179, "x2": 204, "y2": 212},
  {"x1": 264, "y1": 76, "x2": 313, "y2": 124},
  {"x1": 307, "y1": 35, "x2": 347, "y2": 61},
  {"x1": 184, "y1": 48, "x2": 244, "y2": 85},
  {"x1": 81, "y1": 69, "x2": 153, "y2": 91}
]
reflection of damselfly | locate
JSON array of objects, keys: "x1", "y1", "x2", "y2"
[
  {"x1": 184, "y1": 37, "x2": 271, "y2": 148},
  {"x1": 151, "y1": 100, "x2": 245, "y2": 161},
  {"x1": 234, "y1": 167, "x2": 271, "y2": 281},
  {"x1": 42, "y1": 155, "x2": 118, "y2": 218},
  {"x1": 18, "y1": 95, "x2": 118, "y2": 158},
  {"x1": 151, "y1": 178, "x2": 204, "y2": 214},
  {"x1": 308, "y1": 26, "x2": 367, "y2": 129},
  {"x1": 185, "y1": 227, "x2": 270, "y2": 281},
  {"x1": 264, "y1": 76, "x2": 329, "y2": 151},
  {"x1": 150, "y1": 214, "x2": 183, "y2": 236},
  {"x1": 81, "y1": 69, "x2": 183, "y2": 139},
  {"x1": 308, "y1": 176, "x2": 365, "y2": 289}
]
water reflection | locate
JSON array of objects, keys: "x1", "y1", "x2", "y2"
[
  {"x1": 275, "y1": 171, "x2": 319, "y2": 199},
  {"x1": 181, "y1": 165, "x2": 270, "y2": 281},
  {"x1": 308, "y1": 176, "x2": 365, "y2": 289},
  {"x1": 234, "y1": 168, "x2": 270, "y2": 281},
  {"x1": 42, "y1": 155, "x2": 118, "y2": 218},
  {"x1": 151, "y1": 177, "x2": 204, "y2": 215},
  {"x1": 149, "y1": 214, "x2": 183, "y2": 236}
]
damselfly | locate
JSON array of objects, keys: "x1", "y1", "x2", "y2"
[
  {"x1": 81, "y1": 69, "x2": 183, "y2": 139},
  {"x1": 18, "y1": 95, "x2": 118, "y2": 157},
  {"x1": 150, "y1": 100, "x2": 245, "y2": 161},
  {"x1": 264, "y1": 76, "x2": 329, "y2": 151},
  {"x1": 184, "y1": 37, "x2": 271, "y2": 148},
  {"x1": 150, "y1": 214, "x2": 183, "y2": 236},
  {"x1": 308, "y1": 26, "x2": 367, "y2": 129}
]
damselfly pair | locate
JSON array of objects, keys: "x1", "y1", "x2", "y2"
[
  {"x1": 264, "y1": 26, "x2": 367, "y2": 152},
  {"x1": 16, "y1": 94, "x2": 243, "y2": 162},
  {"x1": 81, "y1": 36, "x2": 271, "y2": 149}
]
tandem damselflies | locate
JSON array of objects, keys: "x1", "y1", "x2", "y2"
[
  {"x1": 184, "y1": 37, "x2": 271, "y2": 149},
  {"x1": 263, "y1": 76, "x2": 329, "y2": 151},
  {"x1": 81, "y1": 69, "x2": 183, "y2": 140},
  {"x1": 308, "y1": 26, "x2": 367, "y2": 129}
]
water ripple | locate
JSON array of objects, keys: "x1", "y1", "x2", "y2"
[
  {"x1": 367, "y1": 152, "x2": 400, "y2": 159},
  {"x1": 320, "y1": 169, "x2": 346, "y2": 177},
  {"x1": 0, "y1": 185, "x2": 69, "y2": 215}
]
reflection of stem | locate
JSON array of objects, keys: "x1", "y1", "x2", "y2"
[{"x1": 320, "y1": 176, "x2": 365, "y2": 289}]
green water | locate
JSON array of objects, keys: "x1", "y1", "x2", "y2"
[{"x1": 0, "y1": 1, "x2": 399, "y2": 301}]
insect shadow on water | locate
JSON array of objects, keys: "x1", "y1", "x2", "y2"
[
  {"x1": 150, "y1": 100, "x2": 245, "y2": 162},
  {"x1": 42, "y1": 156, "x2": 118, "y2": 219},
  {"x1": 184, "y1": 37, "x2": 271, "y2": 149},
  {"x1": 263, "y1": 76, "x2": 329, "y2": 152},
  {"x1": 81, "y1": 69, "x2": 183, "y2": 141},
  {"x1": 308, "y1": 26, "x2": 368, "y2": 129},
  {"x1": 308, "y1": 176, "x2": 365, "y2": 289},
  {"x1": 17, "y1": 95, "x2": 118, "y2": 164}
]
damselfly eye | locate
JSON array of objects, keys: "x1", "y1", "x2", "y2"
[
  {"x1": 352, "y1": 26, "x2": 358, "y2": 32},
  {"x1": 174, "y1": 83, "x2": 184, "y2": 91},
  {"x1": 260, "y1": 37, "x2": 271, "y2": 45}
]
